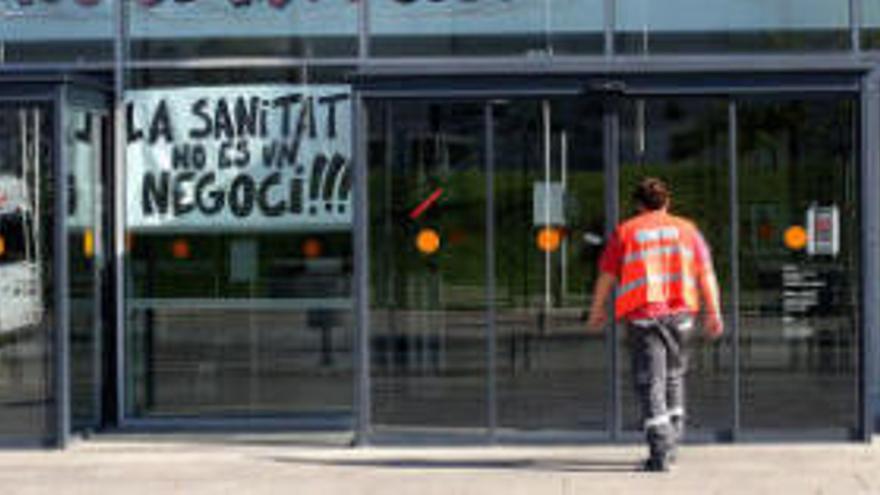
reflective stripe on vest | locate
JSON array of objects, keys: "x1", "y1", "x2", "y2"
[
  {"x1": 634, "y1": 227, "x2": 680, "y2": 243},
  {"x1": 618, "y1": 273, "x2": 697, "y2": 299},
  {"x1": 622, "y1": 245, "x2": 694, "y2": 264}
]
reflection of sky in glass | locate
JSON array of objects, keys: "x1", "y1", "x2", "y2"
[
  {"x1": 1, "y1": 1, "x2": 113, "y2": 40},
  {"x1": 0, "y1": 0, "x2": 860, "y2": 41},
  {"x1": 866, "y1": 0, "x2": 880, "y2": 27},
  {"x1": 130, "y1": 1, "x2": 358, "y2": 38},
  {"x1": 618, "y1": 0, "x2": 848, "y2": 31},
  {"x1": 371, "y1": 0, "x2": 604, "y2": 35}
]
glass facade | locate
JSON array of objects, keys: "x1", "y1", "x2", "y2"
[
  {"x1": 616, "y1": 0, "x2": 851, "y2": 53},
  {"x1": 0, "y1": 103, "x2": 57, "y2": 444},
  {"x1": 0, "y1": 1, "x2": 875, "y2": 64},
  {"x1": 365, "y1": 92, "x2": 864, "y2": 439},
  {"x1": 864, "y1": 0, "x2": 880, "y2": 49},
  {"x1": 0, "y1": 1, "x2": 876, "y2": 444},
  {"x1": 736, "y1": 98, "x2": 859, "y2": 431},
  {"x1": 369, "y1": 0, "x2": 605, "y2": 56},
  {"x1": 122, "y1": 68, "x2": 355, "y2": 420},
  {"x1": 129, "y1": 1, "x2": 358, "y2": 60},
  {"x1": 0, "y1": 2, "x2": 113, "y2": 63}
]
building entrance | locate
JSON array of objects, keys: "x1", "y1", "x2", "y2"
[
  {"x1": 0, "y1": 78, "x2": 107, "y2": 447},
  {"x1": 365, "y1": 87, "x2": 863, "y2": 442}
]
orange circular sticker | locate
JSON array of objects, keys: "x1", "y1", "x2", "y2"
[
  {"x1": 172, "y1": 239, "x2": 191, "y2": 259},
  {"x1": 536, "y1": 227, "x2": 563, "y2": 253},
  {"x1": 416, "y1": 228, "x2": 441, "y2": 255},
  {"x1": 302, "y1": 238, "x2": 323, "y2": 259},
  {"x1": 784, "y1": 226, "x2": 808, "y2": 250}
]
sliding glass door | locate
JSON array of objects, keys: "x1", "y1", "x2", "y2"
[{"x1": 363, "y1": 87, "x2": 863, "y2": 441}]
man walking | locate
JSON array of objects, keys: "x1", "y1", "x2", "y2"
[{"x1": 587, "y1": 177, "x2": 723, "y2": 472}]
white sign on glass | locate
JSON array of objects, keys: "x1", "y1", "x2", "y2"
[
  {"x1": 806, "y1": 205, "x2": 839, "y2": 257},
  {"x1": 125, "y1": 84, "x2": 352, "y2": 232}
]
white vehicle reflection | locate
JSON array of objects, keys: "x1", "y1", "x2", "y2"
[{"x1": 0, "y1": 175, "x2": 43, "y2": 336}]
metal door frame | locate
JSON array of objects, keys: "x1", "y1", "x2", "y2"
[
  {"x1": 62, "y1": 84, "x2": 113, "y2": 437},
  {"x1": 0, "y1": 75, "x2": 110, "y2": 448},
  {"x1": 352, "y1": 70, "x2": 875, "y2": 445}
]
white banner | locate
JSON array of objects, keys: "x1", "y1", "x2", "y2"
[
  {"x1": 68, "y1": 110, "x2": 100, "y2": 231},
  {"x1": 125, "y1": 85, "x2": 352, "y2": 232}
]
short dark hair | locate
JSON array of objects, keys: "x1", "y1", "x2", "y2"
[{"x1": 633, "y1": 177, "x2": 670, "y2": 211}]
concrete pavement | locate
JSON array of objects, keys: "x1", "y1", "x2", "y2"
[{"x1": 0, "y1": 434, "x2": 878, "y2": 494}]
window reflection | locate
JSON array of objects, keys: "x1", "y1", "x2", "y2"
[
  {"x1": 369, "y1": 101, "x2": 488, "y2": 430},
  {"x1": 737, "y1": 98, "x2": 858, "y2": 431},
  {"x1": 370, "y1": 0, "x2": 604, "y2": 57},
  {"x1": 617, "y1": 0, "x2": 850, "y2": 53}
]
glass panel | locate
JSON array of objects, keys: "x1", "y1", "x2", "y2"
[
  {"x1": 0, "y1": 104, "x2": 56, "y2": 444},
  {"x1": 493, "y1": 99, "x2": 607, "y2": 431},
  {"x1": 863, "y1": 0, "x2": 880, "y2": 50},
  {"x1": 619, "y1": 98, "x2": 734, "y2": 436},
  {"x1": 737, "y1": 98, "x2": 858, "y2": 432},
  {"x1": 369, "y1": 101, "x2": 488, "y2": 431},
  {"x1": 0, "y1": 2, "x2": 113, "y2": 63},
  {"x1": 370, "y1": 0, "x2": 604, "y2": 57},
  {"x1": 129, "y1": 1, "x2": 358, "y2": 60},
  {"x1": 67, "y1": 108, "x2": 105, "y2": 431},
  {"x1": 123, "y1": 72, "x2": 355, "y2": 420},
  {"x1": 617, "y1": 0, "x2": 850, "y2": 54}
]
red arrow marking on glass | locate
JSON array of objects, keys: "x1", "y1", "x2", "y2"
[{"x1": 409, "y1": 188, "x2": 444, "y2": 220}]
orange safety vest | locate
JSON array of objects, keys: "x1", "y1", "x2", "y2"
[{"x1": 614, "y1": 211, "x2": 704, "y2": 319}]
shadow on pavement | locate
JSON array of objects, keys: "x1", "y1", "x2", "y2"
[{"x1": 266, "y1": 456, "x2": 639, "y2": 473}]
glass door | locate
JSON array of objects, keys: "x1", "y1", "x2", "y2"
[
  {"x1": 367, "y1": 96, "x2": 610, "y2": 437},
  {"x1": 735, "y1": 97, "x2": 859, "y2": 435},
  {"x1": 493, "y1": 98, "x2": 609, "y2": 434},
  {"x1": 65, "y1": 101, "x2": 107, "y2": 433},
  {"x1": 369, "y1": 101, "x2": 489, "y2": 433},
  {"x1": 0, "y1": 101, "x2": 58, "y2": 446},
  {"x1": 618, "y1": 97, "x2": 735, "y2": 440},
  {"x1": 364, "y1": 87, "x2": 864, "y2": 441}
]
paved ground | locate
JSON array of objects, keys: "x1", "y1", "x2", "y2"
[{"x1": 0, "y1": 434, "x2": 878, "y2": 494}]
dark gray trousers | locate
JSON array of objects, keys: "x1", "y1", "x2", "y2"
[{"x1": 626, "y1": 313, "x2": 694, "y2": 458}]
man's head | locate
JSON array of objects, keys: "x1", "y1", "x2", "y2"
[{"x1": 633, "y1": 177, "x2": 670, "y2": 212}]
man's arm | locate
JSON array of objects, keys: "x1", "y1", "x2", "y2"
[
  {"x1": 587, "y1": 272, "x2": 616, "y2": 332},
  {"x1": 588, "y1": 231, "x2": 622, "y2": 333},
  {"x1": 694, "y1": 232, "x2": 724, "y2": 338},
  {"x1": 698, "y1": 269, "x2": 724, "y2": 339}
]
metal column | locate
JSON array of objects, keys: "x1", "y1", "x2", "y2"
[
  {"x1": 603, "y1": 98, "x2": 621, "y2": 440},
  {"x1": 357, "y1": 0, "x2": 369, "y2": 59},
  {"x1": 728, "y1": 101, "x2": 742, "y2": 441},
  {"x1": 485, "y1": 103, "x2": 498, "y2": 442},
  {"x1": 353, "y1": 94, "x2": 372, "y2": 445},
  {"x1": 112, "y1": 0, "x2": 128, "y2": 428},
  {"x1": 851, "y1": 0, "x2": 862, "y2": 54},
  {"x1": 604, "y1": 0, "x2": 615, "y2": 58},
  {"x1": 860, "y1": 69, "x2": 880, "y2": 441},
  {"x1": 54, "y1": 87, "x2": 71, "y2": 449}
]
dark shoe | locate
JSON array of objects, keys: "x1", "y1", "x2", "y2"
[{"x1": 641, "y1": 455, "x2": 671, "y2": 472}]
